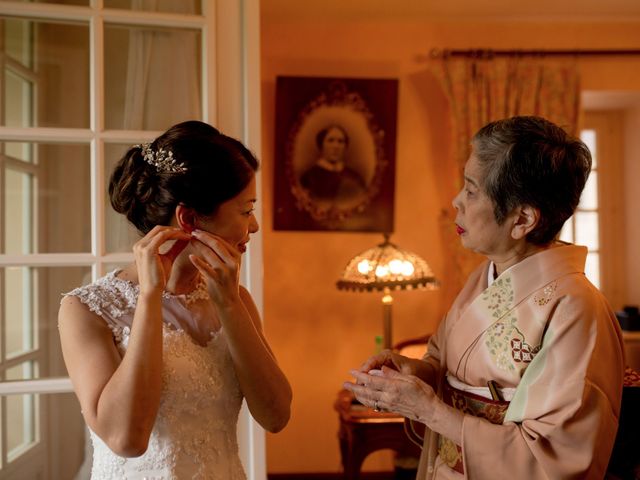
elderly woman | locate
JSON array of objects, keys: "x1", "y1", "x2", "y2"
[{"x1": 344, "y1": 116, "x2": 624, "y2": 479}]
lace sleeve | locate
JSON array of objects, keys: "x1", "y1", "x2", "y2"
[{"x1": 62, "y1": 271, "x2": 137, "y2": 335}]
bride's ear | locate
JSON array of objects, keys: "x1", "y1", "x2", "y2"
[{"x1": 174, "y1": 204, "x2": 198, "y2": 233}]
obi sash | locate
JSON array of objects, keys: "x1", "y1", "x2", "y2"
[{"x1": 438, "y1": 376, "x2": 512, "y2": 475}]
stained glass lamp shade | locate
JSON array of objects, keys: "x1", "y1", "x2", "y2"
[{"x1": 336, "y1": 235, "x2": 438, "y2": 349}]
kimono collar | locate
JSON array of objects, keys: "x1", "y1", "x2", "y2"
[
  {"x1": 506, "y1": 242, "x2": 584, "y2": 275},
  {"x1": 487, "y1": 243, "x2": 587, "y2": 287},
  {"x1": 489, "y1": 243, "x2": 587, "y2": 307}
]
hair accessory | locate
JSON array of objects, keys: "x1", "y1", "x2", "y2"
[{"x1": 135, "y1": 143, "x2": 187, "y2": 173}]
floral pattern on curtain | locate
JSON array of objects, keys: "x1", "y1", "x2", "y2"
[{"x1": 432, "y1": 56, "x2": 581, "y2": 308}]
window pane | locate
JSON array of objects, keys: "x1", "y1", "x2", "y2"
[
  {"x1": 104, "y1": 23, "x2": 202, "y2": 130},
  {"x1": 575, "y1": 211, "x2": 599, "y2": 250},
  {"x1": 6, "y1": 393, "x2": 37, "y2": 461},
  {"x1": 4, "y1": 361, "x2": 38, "y2": 382},
  {"x1": 0, "y1": 391, "x2": 87, "y2": 476},
  {"x1": 4, "y1": 167, "x2": 33, "y2": 254},
  {"x1": 2, "y1": 142, "x2": 91, "y2": 254},
  {"x1": 4, "y1": 69, "x2": 34, "y2": 128},
  {"x1": 5, "y1": 267, "x2": 34, "y2": 357},
  {"x1": 4, "y1": 142, "x2": 34, "y2": 164},
  {"x1": 2, "y1": 266, "x2": 91, "y2": 378},
  {"x1": 105, "y1": 143, "x2": 140, "y2": 253},
  {"x1": 1, "y1": 17, "x2": 90, "y2": 128},
  {"x1": 104, "y1": 0, "x2": 201, "y2": 14},
  {"x1": 585, "y1": 252, "x2": 600, "y2": 289},
  {"x1": 4, "y1": 16, "x2": 34, "y2": 68},
  {"x1": 3, "y1": 391, "x2": 87, "y2": 477},
  {"x1": 579, "y1": 171, "x2": 598, "y2": 210},
  {"x1": 558, "y1": 218, "x2": 574, "y2": 244},
  {"x1": 5, "y1": 363, "x2": 38, "y2": 462},
  {"x1": 580, "y1": 129, "x2": 597, "y2": 169}
]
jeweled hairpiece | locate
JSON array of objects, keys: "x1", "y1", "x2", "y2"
[{"x1": 135, "y1": 143, "x2": 187, "y2": 173}]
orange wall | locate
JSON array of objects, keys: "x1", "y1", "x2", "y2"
[{"x1": 260, "y1": 19, "x2": 640, "y2": 473}]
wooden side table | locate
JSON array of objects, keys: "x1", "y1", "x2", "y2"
[{"x1": 334, "y1": 389, "x2": 421, "y2": 480}]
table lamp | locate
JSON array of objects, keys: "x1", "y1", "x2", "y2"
[{"x1": 336, "y1": 234, "x2": 438, "y2": 349}]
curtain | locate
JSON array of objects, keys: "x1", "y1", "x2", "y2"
[
  {"x1": 432, "y1": 56, "x2": 581, "y2": 309},
  {"x1": 123, "y1": 0, "x2": 201, "y2": 130}
]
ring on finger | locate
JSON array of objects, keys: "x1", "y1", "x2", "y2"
[{"x1": 373, "y1": 400, "x2": 381, "y2": 412}]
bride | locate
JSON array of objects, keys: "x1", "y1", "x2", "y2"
[{"x1": 58, "y1": 120, "x2": 292, "y2": 479}]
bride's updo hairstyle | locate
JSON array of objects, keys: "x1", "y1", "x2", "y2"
[{"x1": 109, "y1": 120, "x2": 258, "y2": 234}]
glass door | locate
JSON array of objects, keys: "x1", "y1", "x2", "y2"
[{"x1": 0, "y1": 1, "x2": 263, "y2": 478}]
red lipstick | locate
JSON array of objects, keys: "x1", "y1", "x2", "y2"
[{"x1": 456, "y1": 225, "x2": 466, "y2": 235}]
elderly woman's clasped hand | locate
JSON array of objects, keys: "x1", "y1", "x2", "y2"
[{"x1": 343, "y1": 350, "x2": 439, "y2": 425}]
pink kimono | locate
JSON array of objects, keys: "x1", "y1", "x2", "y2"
[{"x1": 417, "y1": 244, "x2": 625, "y2": 479}]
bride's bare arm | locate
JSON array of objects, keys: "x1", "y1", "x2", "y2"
[
  {"x1": 219, "y1": 286, "x2": 292, "y2": 432},
  {"x1": 59, "y1": 291, "x2": 164, "y2": 457},
  {"x1": 190, "y1": 231, "x2": 292, "y2": 433}
]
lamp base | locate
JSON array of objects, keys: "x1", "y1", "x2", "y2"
[{"x1": 383, "y1": 294, "x2": 392, "y2": 350}]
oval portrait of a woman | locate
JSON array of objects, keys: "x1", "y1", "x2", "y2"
[{"x1": 287, "y1": 102, "x2": 383, "y2": 224}]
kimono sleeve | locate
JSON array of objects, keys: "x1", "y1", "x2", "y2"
[
  {"x1": 460, "y1": 289, "x2": 624, "y2": 479},
  {"x1": 421, "y1": 311, "x2": 448, "y2": 374}
]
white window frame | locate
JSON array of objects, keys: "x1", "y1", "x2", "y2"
[
  {"x1": 582, "y1": 111, "x2": 626, "y2": 309},
  {"x1": 0, "y1": 0, "x2": 265, "y2": 478}
]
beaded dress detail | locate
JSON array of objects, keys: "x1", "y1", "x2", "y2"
[{"x1": 64, "y1": 271, "x2": 246, "y2": 480}]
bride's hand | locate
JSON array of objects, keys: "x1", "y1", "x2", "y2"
[
  {"x1": 189, "y1": 230, "x2": 241, "y2": 307},
  {"x1": 133, "y1": 226, "x2": 191, "y2": 298}
]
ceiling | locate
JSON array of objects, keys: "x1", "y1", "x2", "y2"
[{"x1": 261, "y1": 0, "x2": 640, "y2": 22}]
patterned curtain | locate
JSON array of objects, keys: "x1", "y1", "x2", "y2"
[{"x1": 432, "y1": 56, "x2": 581, "y2": 309}]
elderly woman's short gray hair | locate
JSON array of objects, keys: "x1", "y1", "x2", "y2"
[{"x1": 472, "y1": 116, "x2": 592, "y2": 246}]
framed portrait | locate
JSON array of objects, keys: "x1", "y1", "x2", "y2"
[{"x1": 273, "y1": 76, "x2": 398, "y2": 232}]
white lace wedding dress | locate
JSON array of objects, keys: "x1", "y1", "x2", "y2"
[{"x1": 65, "y1": 270, "x2": 246, "y2": 480}]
